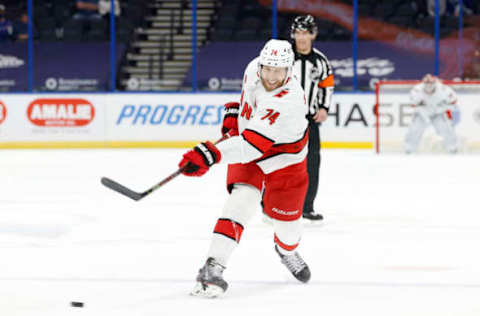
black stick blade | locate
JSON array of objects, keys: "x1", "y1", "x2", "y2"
[{"x1": 101, "y1": 177, "x2": 145, "y2": 201}]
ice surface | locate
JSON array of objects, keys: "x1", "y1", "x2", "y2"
[{"x1": 1, "y1": 149, "x2": 479, "y2": 316}]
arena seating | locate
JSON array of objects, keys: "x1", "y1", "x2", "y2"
[
  {"x1": 5, "y1": 0, "x2": 149, "y2": 42},
  {"x1": 210, "y1": 0, "x2": 353, "y2": 42}
]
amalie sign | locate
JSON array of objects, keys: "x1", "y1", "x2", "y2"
[{"x1": 27, "y1": 99, "x2": 95, "y2": 127}]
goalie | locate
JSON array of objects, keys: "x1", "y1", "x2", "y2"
[{"x1": 404, "y1": 74, "x2": 459, "y2": 154}]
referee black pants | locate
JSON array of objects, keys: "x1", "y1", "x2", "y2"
[{"x1": 303, "y1": 118, "x2": 321, "y2": 214}]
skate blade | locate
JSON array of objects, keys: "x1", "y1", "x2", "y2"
[{"x1": 190, "y1": 282, "x2": 225, "y2": 298}]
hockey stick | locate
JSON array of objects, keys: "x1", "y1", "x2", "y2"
[
  {"x1": 101, "y1": 132, "x2": 232, "y2": 201},
  {"x1": 101, "y1": 168, "x2": 185, "y2": 201}
]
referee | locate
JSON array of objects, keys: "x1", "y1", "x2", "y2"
[{"x1": 290, "y1": 15, "x2": 334, "y2": 222}]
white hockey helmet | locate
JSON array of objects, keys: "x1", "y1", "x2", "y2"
[
  {"x1": 258, "y1": 39, "x2": 294, "y2": 86},
  {"x1": 422, "y1": 74, "x2": 438, "y2": 94},
  {"x1": 259, "y1": 39, "x2": 294, "y2": 69}
]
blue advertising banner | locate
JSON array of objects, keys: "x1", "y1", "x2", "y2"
[
  {"x1": 0, "y1": 43, "x2": 125, "y2": 92},
  {"x1": 0, "y1": 43, "x2": 28, "y2": 91},
  {"x1": 185, "y1": 41, "x2": 437, "y2": 91}
]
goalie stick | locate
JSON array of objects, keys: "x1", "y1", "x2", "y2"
[{"x1": 101, "y1": 132, "x2": 232, "y2": 201}]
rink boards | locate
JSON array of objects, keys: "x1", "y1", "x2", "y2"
[{"x1": 0, "y1": 92, "x2": 478, "y2": 149}]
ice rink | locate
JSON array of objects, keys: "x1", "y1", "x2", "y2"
[{"x1": 1, "y1": 148, "x2": 479, "y2": 316}]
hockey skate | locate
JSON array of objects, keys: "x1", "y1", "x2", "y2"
[
  {"x1": 275, "y1": 245, "x2": 311, "y2": 283},
  {"x1": 302, "y1": 210, "x2": 324, "y2": 222},
  {"x1": 190, "y1": 257, "x2": 228, "y2": 298}
]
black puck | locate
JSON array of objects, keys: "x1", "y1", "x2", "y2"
[{"x1": 71, "y1": 302, "x2": 84, "y2": 308}]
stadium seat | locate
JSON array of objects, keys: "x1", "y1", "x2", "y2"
[
  {"x1": 215, "y1": 17, "x2": 236, "y2": 31},
  {"x1": 53, "y1": 3, "x2": 73, "y2": 26},
  {"x1": 358, "y1": 3, "x2": 373, "y2": 16},
  {"x1": 211, "y1": 29, "x2": 233, "y2": 41},
  {"x1": 418, "y1": 16, "x2": 435, "y2": 35},
  {"x1": 240, "y1": 16, "x2": 261, "y2": 30},
  {"x1": 116, "y1": 20, "x2": 134, "y2": 43},
  {"x1": 37, "y1": 17, "x2": 57, "y2": 41},
  {"x1": 388, "y1": 15, "x2": 413, "y2": 28},
  {"x1": 233, "y1": 16, "x2": 260, "y2": 41},
  {"x1": 258, "y1": 27, "x2": 272, "y2": 40},
  {"x1": 233, "y1": 29, "x2": 258, "y2": 41},
  {"x1": 442, "y1": 16, "x2": 460, "y2": 28},
  {"x1": 219, "y1": 4, "x2": 239, "y2": 21},
  {"x1": 63, "y1": 19, "x2": 84, "y2": 41},
  {"x1": 34, "y1": 5, "x2": 50, "y2": 20},
  {"x1": 86, "y1": 19, "x2": 107, "y2": 41},
  {"x1": 374, "y1": 2, "x2": 396, "y2": 19},
  {"x1": 395, "y1": 2, "x2": 417, "y2": 17}
]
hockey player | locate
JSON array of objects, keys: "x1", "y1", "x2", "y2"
[
  {"x1": 290, "y1": 15, "x2": 334, "y2": 222},
  {"x1": 178, "y1": 39, "x2": 311, "y2": 298},
  {"x1": 404, "y1": 74, "x2": 458, "y2": 154}
]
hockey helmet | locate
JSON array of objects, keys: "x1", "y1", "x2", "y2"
[
  {"x1": 423, "y1": 74, "x2": 438, "y2": 94},
  {"x1": 259, "y1": 39, "x2": 294, "y2": 68},
  {"x1": 290, "y1": 15, "x2": 318, "y2": 38}
]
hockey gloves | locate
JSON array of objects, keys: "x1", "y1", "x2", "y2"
[
  {"x1": 221, "y1": 102, "x2": 240, "y2": 136},
  {"x1": 179, "y1": 141, "x2": 222, "y2": 177}
]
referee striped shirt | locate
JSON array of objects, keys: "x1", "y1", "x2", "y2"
[{"x1": 292, "y1": 45, "x2": 334, "y2": 117}]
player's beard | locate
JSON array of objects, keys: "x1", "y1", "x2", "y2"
[{"x1": 261, "y1": 76, "x2": 286, "y2": 92}]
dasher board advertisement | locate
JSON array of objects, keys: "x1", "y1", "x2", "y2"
[{"x1": 0, "y1": 95, "x2": 105, "y2": 145}]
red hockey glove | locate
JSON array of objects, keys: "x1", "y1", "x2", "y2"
[
  {"x1": 179, "y1": 141, "x2": 222, "y2": 177},
  {"x1": 221, "y1": 102, "x2": 240, "y2": 136}
]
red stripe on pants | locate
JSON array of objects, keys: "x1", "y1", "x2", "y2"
[{"x1": 214, "y1": 218, "x2": 244, "y2": 243}]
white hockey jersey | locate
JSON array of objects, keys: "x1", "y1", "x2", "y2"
[
  {"x1": 216, "y1": 57, "x2": 309, "y2": 174},
  {"x1": 410, "y1": 82, "x2": 458, "y2": 118}
]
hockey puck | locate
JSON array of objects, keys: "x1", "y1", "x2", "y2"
[{"x1": 70, "y1": 302, "x2": 84, "y2": 308}]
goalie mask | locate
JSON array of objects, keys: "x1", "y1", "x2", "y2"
[
  {"x1": 423, "y1": 74, "x2": 438, "y2": 94},
  {"x1": 258, "y1": 39, "x2": 294, "y2": 88},
  {"x1": 290, "y1": 15, "x2": 318, "y2": 39}
]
